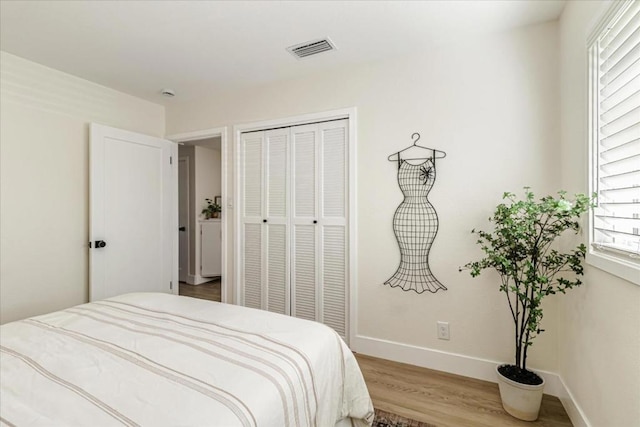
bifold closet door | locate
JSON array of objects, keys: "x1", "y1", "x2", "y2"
[
  {"x1": 240, "y1": 129, "x2": 290, "y2": 314},
  {"x1": 291, "y1": 120, "x2": 348, "y2": 340},
  {"x1": 290, "y1": 124, "x2": 318, "y2": 322}
]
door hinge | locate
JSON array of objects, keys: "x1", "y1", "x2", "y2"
[
  {"x1": 170, "y1": 156, "x2": 173, "y2": 165},
  {"x1": 170, "y1": 281, "x2": 173, "y2": 290}
]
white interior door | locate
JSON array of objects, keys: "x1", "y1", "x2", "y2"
[
  {"x1": 90, "y1": 123, "x2": 177, "y2": 301},
  {"x1": 178, "y1": 158, "x2": 189, "y2": 282}
]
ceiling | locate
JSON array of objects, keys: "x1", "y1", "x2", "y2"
[{"x1": 0, "y1": 1, "x2": 566, "y2": 105}]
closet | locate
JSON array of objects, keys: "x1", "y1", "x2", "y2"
[{"x1": 238, "y1": 119, "x2": 349, "y2": 340}]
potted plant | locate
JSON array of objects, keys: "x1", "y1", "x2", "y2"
[
  {"x1": 202, "y1": 198, "x2": 221, "y2": 219},
  {"x1": 463, "y1": 188, "x2": 593, "y2": 421}
]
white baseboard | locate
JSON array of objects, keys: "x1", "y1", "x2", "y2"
[
  {"x1": 351, "y1": 335, "x2": 589, "y2": 427},
  {"x1": 557, "y1": 377, "x2": 592, "y2": 427}
]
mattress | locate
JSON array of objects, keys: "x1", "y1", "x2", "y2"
[{"x1": 0, "y1": 293, "x2": 374, "y2": 426}]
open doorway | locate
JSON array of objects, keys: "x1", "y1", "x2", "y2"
[{"x1": 170, "y1": 129, "x2": 227, "y2": 303}]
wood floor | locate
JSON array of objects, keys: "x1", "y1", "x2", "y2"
[
  {"x1": 178, "y1": 280, "x2": 221, "y2": 302},
  {"x1": 355, "y1": 353, "x2": 572, "y2": 427}
]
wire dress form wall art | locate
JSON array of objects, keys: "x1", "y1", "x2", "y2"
[{"x1": 385, "y1": 133, "x2": 447, "y2": 293}]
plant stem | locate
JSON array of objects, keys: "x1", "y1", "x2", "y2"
[
  {"x1": 504, "y1": 277, "x2": 517, "y2": 322},
  {"x1": 514, "y1": 278, "x2": 521, "y2": 367}
]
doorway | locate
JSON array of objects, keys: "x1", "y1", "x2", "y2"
[{"x1": 168, "y1": 128, "x2": 227, "y2": 303}]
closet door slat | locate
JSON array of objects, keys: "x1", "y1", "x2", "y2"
[
  {"x1": 293, "y1": 130, "x2": 316, "y2": 217},
  {"x1": 322, "y1": 126, "x2": 347, "y2": 218},
  {"x1": 322, "y1": 226, "x2": 346, "y2": 338},
  {"x1": 243, "y1": 223, "x2": 262, "y2": 309},
  {"x1": 292, "y1": 225, "x2": 316, "y2": 321},
  {"x1": 267, "y1": 133, "x2": 287, "y2": 217},
  {"x1": 243, "y1": 134, "x2": 263, "y2": 217},
  {"x1": 267, "y1": 224, "x2": 287, "y2": 314}
]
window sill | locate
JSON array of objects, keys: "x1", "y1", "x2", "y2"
[{"x1": 587, "y1": 249, "x2": 640, "y2": 286}]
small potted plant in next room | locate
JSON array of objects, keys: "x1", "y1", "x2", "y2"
[
  {"x1": 202, "y1": 198, "x2": 221, "y2": 219},
  {"x1": 462, "y1": 188, "x2": 593, "y2": 421}
]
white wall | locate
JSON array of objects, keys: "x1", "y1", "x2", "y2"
[
  {"x1": 195, "y1": 146, "x2": 221, "y2": 215},
  {"x1": 0, "y1": 52, "x2": 165, "y2": 324},
  {"x1": 166, "y1": 22, "x2": 562, "y2": 372},
  {"x1": 558, "y1": 2, "x2": 640, "y2": 426}
]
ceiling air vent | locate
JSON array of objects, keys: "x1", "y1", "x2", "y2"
[{"x1": 287, "y1": 38, "x2": 336, "y2": 59}]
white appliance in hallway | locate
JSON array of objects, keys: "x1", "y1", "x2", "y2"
[{"x1": 201, "y1": 219, "x2": 222, "y2": 277}]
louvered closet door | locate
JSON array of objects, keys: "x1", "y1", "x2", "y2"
[
  {"x1": 291, "y1": 124, "x2": 319, "y2": 322},
  {"x1": 240, "y1": 132, "x2": 264, "y2": 310},
  {"x1": 240, "y1": 129, "x2": 290, "y2": 314},
  {"x1": 264, "y1": 129, "x2": 290, "y2": 315},
  {"x1": 290, "y1": 120, "x2": 349, "y2": 340},
  {"x1": 240, "y1": 119, "x2": 349, "y2": 341},
  {"x1": 318, "y1": 120, "x2": 348, "y2": 340}
]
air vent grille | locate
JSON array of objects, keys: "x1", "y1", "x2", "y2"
[{"x1": 287, "y1": 38, "x2": 336, "y2": 59}]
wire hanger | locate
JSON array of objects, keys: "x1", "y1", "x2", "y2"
[{"x1": 387, "y1": 133, "x2": 447, "y2": 166}]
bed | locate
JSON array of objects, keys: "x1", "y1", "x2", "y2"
[{"x1": 0, "y1": 293, "x2": 374, "y2": 427}]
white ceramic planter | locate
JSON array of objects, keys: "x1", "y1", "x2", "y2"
[{"x1": 496, "y1": 365, "x2": 545, "y2": 421}]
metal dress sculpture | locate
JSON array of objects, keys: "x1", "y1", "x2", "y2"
[{"x1": 385, "y1": 156, "x2": 447, "y2": 293}]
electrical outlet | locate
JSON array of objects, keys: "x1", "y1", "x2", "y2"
[{"x1": 437, "y1": 321, "x2": 450, "y2": 340}]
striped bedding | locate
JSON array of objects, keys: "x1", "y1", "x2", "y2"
[{"x1": 0, "y1": 293, "x2": 374, "y2": 427}]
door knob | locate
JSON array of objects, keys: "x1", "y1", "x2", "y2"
[
  {"x1": 94, "y1": 240, "x2": 107, "y2": 248},
  {"x1": 179, "y1": 226, "x2": 186, "y2": 231},
  {"x1": 313, "y1": 220, "x2": 317, "y2": 224},
  {"x1": 263, "y1": 219, "x2": 267, "y2": 223}
]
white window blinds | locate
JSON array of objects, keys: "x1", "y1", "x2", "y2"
[{"x1": 589, "y1": 0, "x2": 640, "y2": 258}]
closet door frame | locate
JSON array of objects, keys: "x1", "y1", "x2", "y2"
[{"x1": 234, "y1": 108, "x2": 357, "y2": 345}]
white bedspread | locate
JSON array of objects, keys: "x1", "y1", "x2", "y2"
[{"x1": 0, "y1": 293, "x2": 373, "y2": 427}]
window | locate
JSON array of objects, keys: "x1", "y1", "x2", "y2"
[{"x1": 588, "y1": 0, "x2": 640, "y2": 284}]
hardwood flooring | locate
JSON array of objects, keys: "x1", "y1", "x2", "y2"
[
  {"x1": 355, "y1": 353, "x2": 572, "y2": 427},
  {"x1": 178, "y1": 280, "x2": 221, "y2": 302}
]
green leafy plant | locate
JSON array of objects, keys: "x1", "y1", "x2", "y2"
[
  {"x1": 464, "y1": 188, "x2": 594, "y2": 380},
  {"x1": 202, "y1": 198, "x2": 221, "y2": 218}
]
